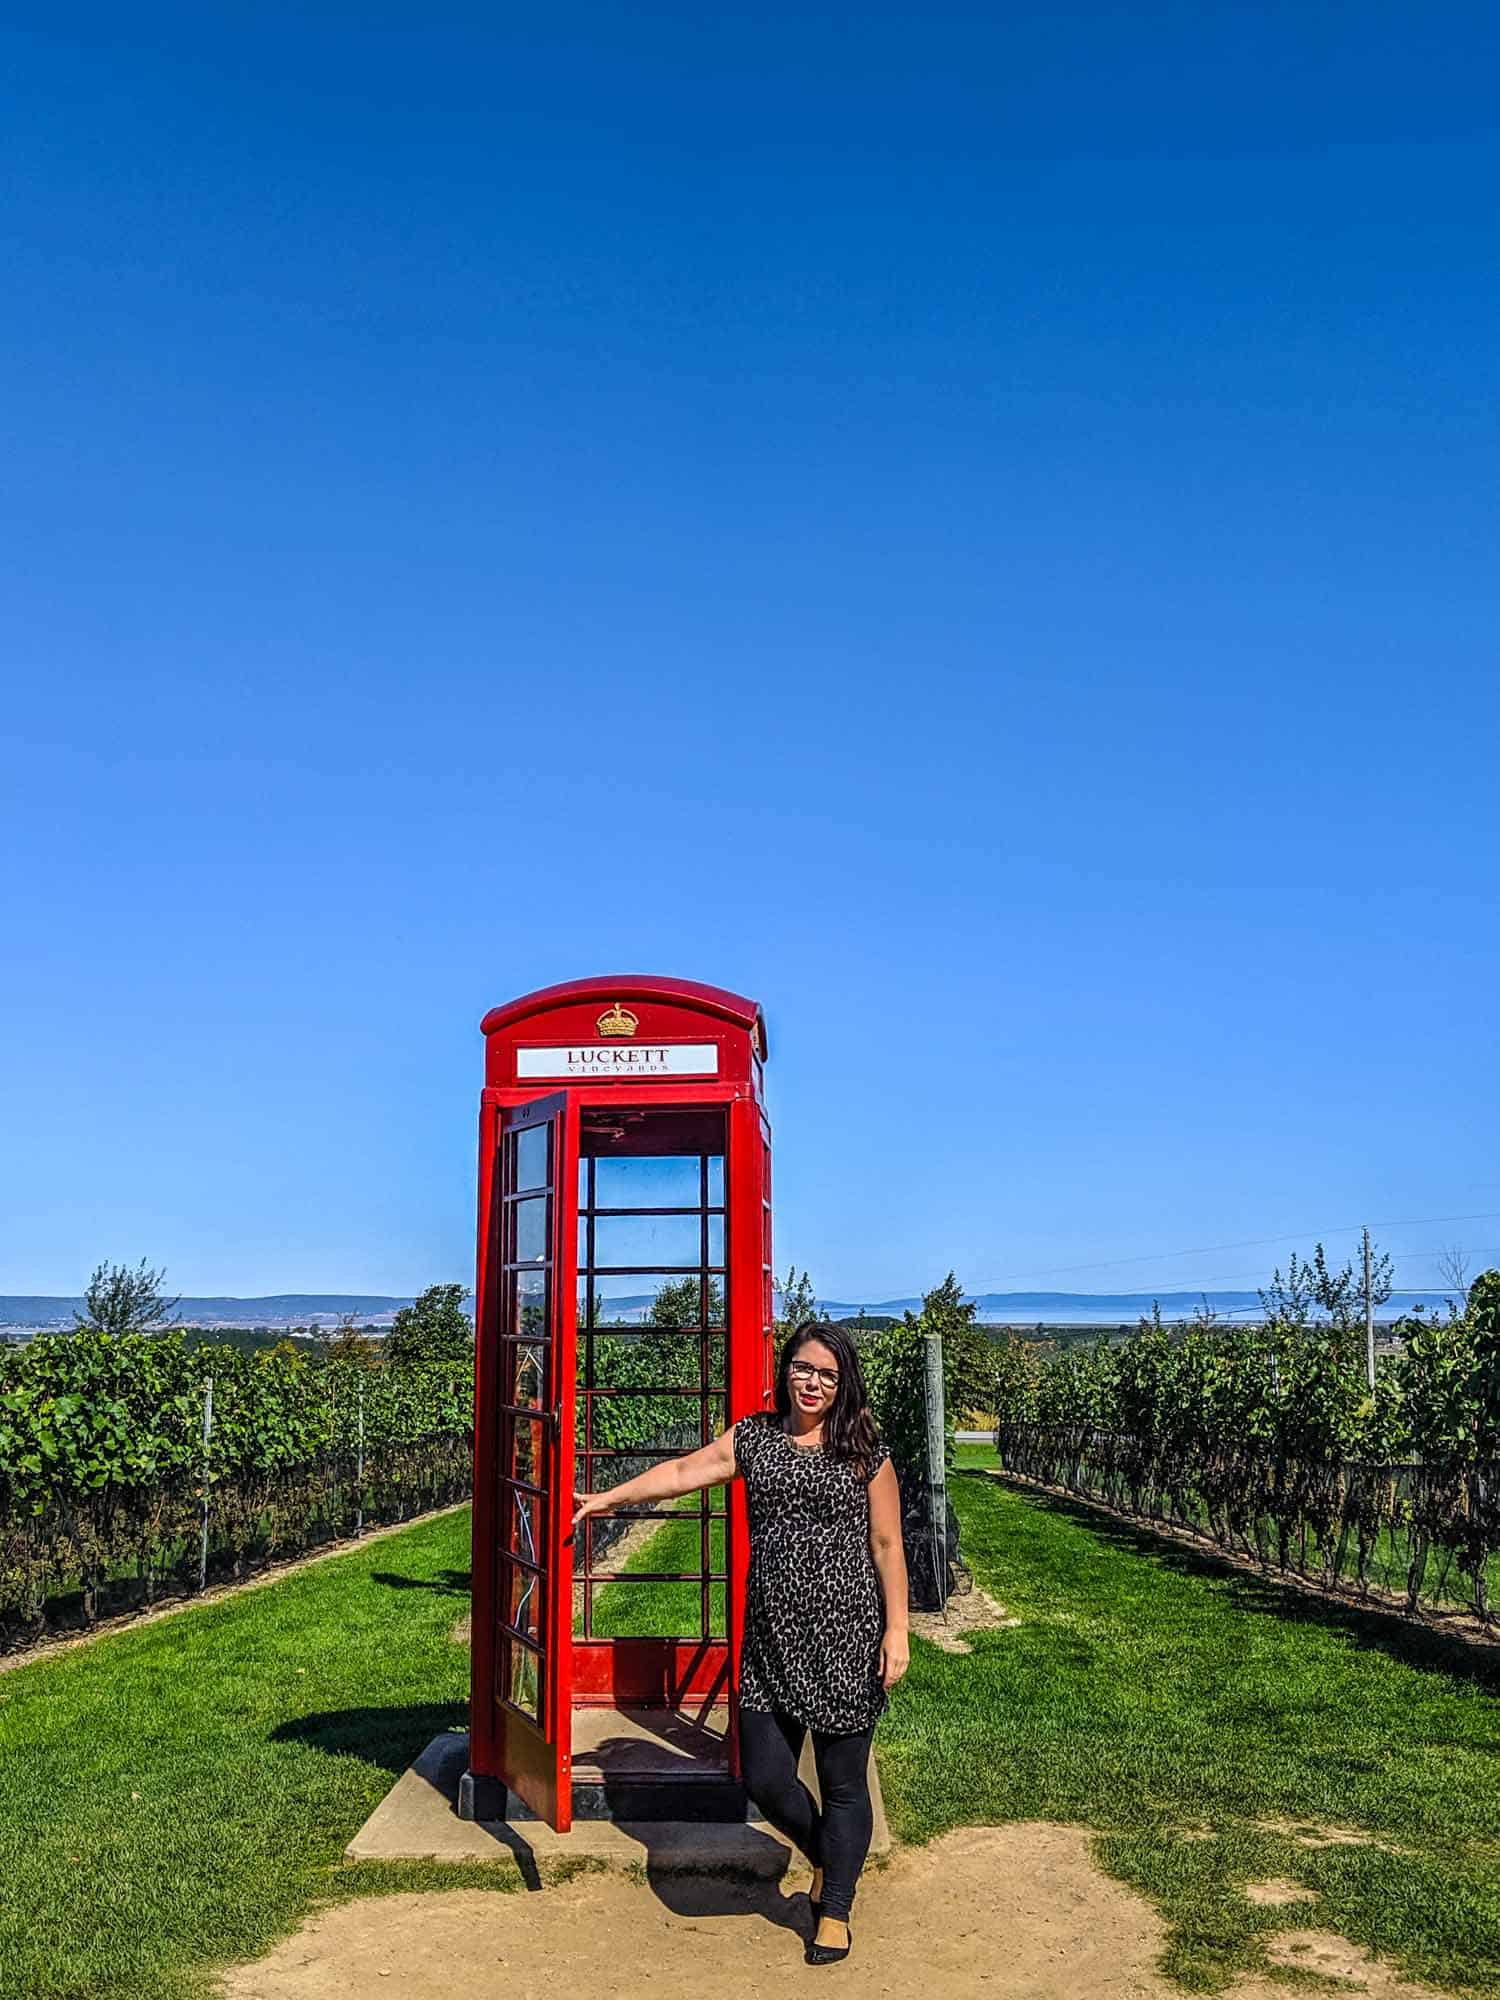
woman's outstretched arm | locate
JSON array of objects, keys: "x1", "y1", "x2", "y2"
[{"x1": 570, "y1": 1427, "x2": 738, "y2": 1536}]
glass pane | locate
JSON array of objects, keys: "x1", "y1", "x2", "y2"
[
  {"x1": 707, "y1": 1156, "x2": 724, "y2": 1206},
  {"x1": 511, "y1": 1268, "x2": 548, "y2": 1337},
  {"x1": 509, "y1": 1341, "x2": 545, "y2": 1409},
  {"x1": 589, "y1": 1275, "x2": 703, "y2": 1327},
  {"x1": 506, "y1": 1486, "x2": 542, "y2": 1565},
  {"x1": 501, "y1": 1637, "x2": 541, "y2": 1719},
  {"x1": 504, "y1": 1559, "x2": 541, "y2": 1643},
  {"x1": 593, "y1": 1155, "x2": 701, "y2": 1209},
  {"x1": 588, "y1": 1577, "x2": 706, "y2": 1639},
  {"x1": 588, "y1": 1500, "x2": 707, "y2": 1578},
  {"x1": 586, "y1": 1452, "x2": 726, "y2": 1511},
  {"x1": 578, "y1": 1503, "x2": 698, "y2": 1580},
  {"x1": 577, "y1": 1156, "x2": 589, "y2": 1208},
  {"x1": 592, "y1": 1211, "x2": 703, "y2": 1270},
  {"x1": 705, "y1": 1214, "x2": 725, "y2": 1264},
  {"x1": 587, "y1": 1394, "x2": 704, "y2": 1456},
  {"x1": 705, "y1": 1276, "x2": 726, "y2": 1327},
  {"x1": 509, "y1": 1415, "x2": 545, "y2": 1486},
  {"x1": 513, "y1": 1122, "x2": 550, "y2": 1193},
  {"x1": 589, "y1": 1331, "x2": 705, "y2": 1390},
  {"x1": 513, "y1": 1195, "x2": 549, "y2": 1267},
  {"x1": 583, "y1": 1513, "x2": 624, "y2": 1572}
]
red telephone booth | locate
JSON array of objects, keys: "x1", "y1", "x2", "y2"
[{"x1": 462, "y1": 976, "x2": 774, "y2": 1832}]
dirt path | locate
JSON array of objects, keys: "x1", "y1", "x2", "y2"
[{"x1": 214, "y1": 1822, "x2": 1451, "y2": 2000}]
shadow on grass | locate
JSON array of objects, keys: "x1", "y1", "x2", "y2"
[
  {"x1": 369, "y1": 1566, "x2": 472, "y2": 1598},
  {"x1": 963, "y1": 1469, "x2": 1500, "y2": 1695},
  {"x1": 273, "y1": 1702, "x2": 468, "y2": 1777}
]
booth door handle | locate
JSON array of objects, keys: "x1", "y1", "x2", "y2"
[{"x1": 545, "y1": 1404, "x2": 562, "y2": 1443}]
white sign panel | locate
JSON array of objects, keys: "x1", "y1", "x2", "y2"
[{"x1": 516, "y1": 1042, "x2": 720, "y2": 1080}]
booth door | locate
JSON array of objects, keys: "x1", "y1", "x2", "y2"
[{"x1": 492, "y1": 1093, "x2": 576, "y2": 1830}]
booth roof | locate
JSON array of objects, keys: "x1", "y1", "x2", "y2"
[{"x1": 480, "y1": 975, "x2": 766, "y2": 1051}]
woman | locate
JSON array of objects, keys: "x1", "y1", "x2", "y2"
[{"x1": 572, "y1": 1320, "x2": 909, "y2": 1966}]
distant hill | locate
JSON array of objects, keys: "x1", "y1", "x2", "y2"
[
  {"x1": 813, "y1": 1289, "x2": 1451, "y2": 1326},
  {"x1": 817, "y1": 1290, "x2": 1271, "y2": 1321},
  {"x1": 0, "y1": 1294, "x2": 421, "y2": 1331},
  {"x1": 2, "y1": 1283, "x2": 1454, "y2": 1335}
]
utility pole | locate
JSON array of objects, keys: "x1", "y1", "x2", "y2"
[{"x1": 1363, "y1": 1226, "x2": 1376, "y2": 1392}]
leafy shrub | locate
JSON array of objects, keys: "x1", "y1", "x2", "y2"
[
  {"x1": 993, "y1": 1269, "x2": 1500, "y2": 1620},
  {"x1": 860, "y1": 1274, "x2": 992, "y2": 1607},
  {"x1": 0, "y1": 1327, "x2": 472, "y2": 1648}
]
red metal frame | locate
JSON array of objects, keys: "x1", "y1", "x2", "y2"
[
  {"x1": 472, "y1": 1092, "x2": 579, "y2": 1829},
  {"x1": 470, "y1": 977, "x2": 772, "y2": 1827}
]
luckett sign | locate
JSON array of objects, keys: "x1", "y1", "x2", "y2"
[
  {"x1": 515, "y1": 1042, "x2": 719, "y2": 1078},
  {"x1": 512, "y1": 999, "x2": 720, "y2": 1080}
]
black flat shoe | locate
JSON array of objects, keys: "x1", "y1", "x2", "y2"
[{"x1": 805, "y1": 1922, "x2": 851, "y2": 1965}]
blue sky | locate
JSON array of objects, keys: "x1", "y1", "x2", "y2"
[{"x1": 3, "y1": 5, "x2": 1498, "y2": 1305}]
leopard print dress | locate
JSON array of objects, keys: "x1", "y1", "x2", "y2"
[{"x1": 733, "y1": 1413, "x2": 892, "y2": 1734}]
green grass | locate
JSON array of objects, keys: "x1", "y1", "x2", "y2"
[
  {"x1": 877, "y1": 1447, "x2": 1500, "y2": 1994},
  {"x1": 0, "y1": 1508, "x2": 557, "y2": 2000}
]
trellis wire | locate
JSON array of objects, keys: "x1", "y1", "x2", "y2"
[
  {"x1": 1, "y1": 1369, "x2": 472, "y2": 1652},
  {"x1": 996, "y1": 1422, "x2": 1499, "y2": 1624}
]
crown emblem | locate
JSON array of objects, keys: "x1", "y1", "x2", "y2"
[{"x1": 596, "y1": 1001, "x2": 639, "y2": 1038}]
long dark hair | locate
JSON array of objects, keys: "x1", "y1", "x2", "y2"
[{"x1": 761, "y1": 1321, "x2": 883, "y2": 1479}]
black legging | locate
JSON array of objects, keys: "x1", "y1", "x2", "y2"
[{"x1": 738, "y1": 1708, "x2": 875, "y2": 1923}]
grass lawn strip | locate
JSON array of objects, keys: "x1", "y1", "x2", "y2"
[
  {"x1": 991, "y1": 1464, "x2": 1500, "y2": 1647},
  {"x1": 0, "y1": 1502, "x2": 473, "y2": 1681},
  {"x1": 0, "y1": 1506, "x2": 559, "y2": 2000},
  {"x1": 878, "y1": 1447, "x2": 1500, "y2": 1995}
]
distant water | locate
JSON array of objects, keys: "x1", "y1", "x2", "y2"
[{"x1": 3, "y1": 1284, "x2": 1463, "y2": 1337}]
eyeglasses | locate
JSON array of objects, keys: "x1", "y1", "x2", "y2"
[{"x1": 788, "y1": 1359, "x2": 840, "y2": 1391}]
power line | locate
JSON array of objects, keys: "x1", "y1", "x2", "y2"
[
  {"x1": 973, "y1": 1210, "x2": 1500, "y2": 1289},
  {"x1": 1033, "y1": 1249, "x2": 1500, "y2": 1294}
]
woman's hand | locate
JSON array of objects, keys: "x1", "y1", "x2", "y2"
[
  {"x1": 879, "y1": 1626, "x2": 910, "y2": 1690},
  {"x1": 569, "y1": 1491, "x2": 604, "y2": 1537}
]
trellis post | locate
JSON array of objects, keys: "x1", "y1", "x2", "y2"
[
  {"x1": 922, "y1": 1331, "x2": 947, "y2": 1609},
  {"x1": 198, "y1": 1376, "x2": 214, "y2": 1593},
  {"x1": 355, "y1": 1377, "x2": 365, "y2": 1538}
]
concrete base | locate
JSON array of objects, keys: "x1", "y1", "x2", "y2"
[{"x1": 345, "y1": 1721, "x2": 890, "y2": 1878}]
